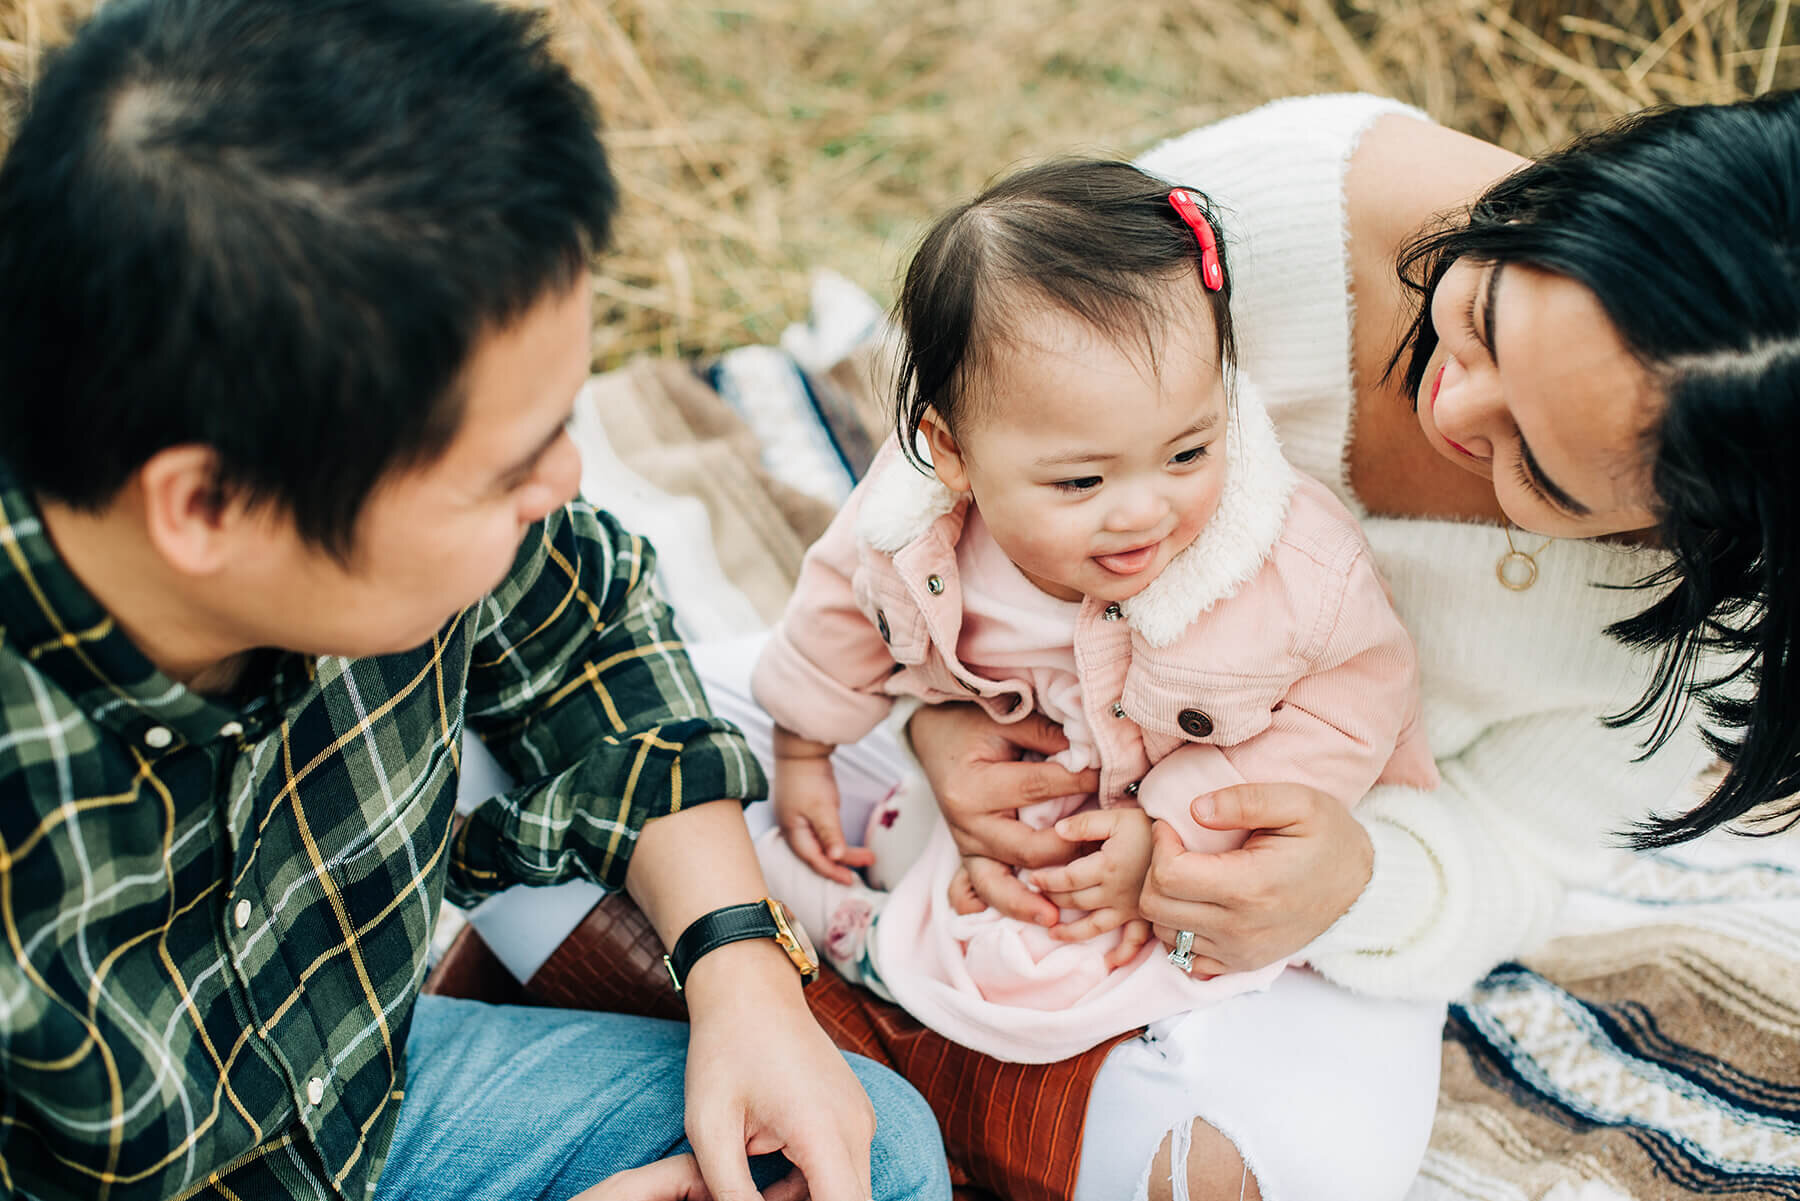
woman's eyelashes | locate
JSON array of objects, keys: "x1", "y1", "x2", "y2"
[
  {"x1": 1510, "y1": 453, "x2": 1548, "y2": 505},
  {"x1": 1171, "y1": 444, "x2": 1210, "y2": 466},
  {"x1": 1052, "y1": 475, "x2": 1102, "y2": 493}
]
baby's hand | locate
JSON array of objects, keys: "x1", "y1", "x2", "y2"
[
  {"x1": 772, "y1": 727, "x2": 873, "y2": 884},
  {"x1": 1032, "y1": 807, "x2": 1155, "y2": 956}
]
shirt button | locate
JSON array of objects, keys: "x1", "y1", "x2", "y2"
[
  {"x1": 1111, "y1": 701, "x2": 1126, "y2": 719},
  {"x1": 1178, "y1": 708, "x2": 1214, "y2": 738},
  {"x1": 233, "y1": 899, "x2": 252, "y2": 929},
  {"x1": 1123, "y1": 780, "x2": 1141, "y2": 797},
  {"x1": 219, "y1": 720, "x2": 244, "y2": 740},
  {"x1": 1103, "y1": 604, "x2": 1122, "y2": 621},
  {"x1": 307, "y1": 1077, "x2": 325, "y2": 1106},
  {"x1": 143, "y1": 726, "x2": 173, "y2": 749},
  {"x1": 926, "y1": 575, "x2": 945, "y2": 595}
]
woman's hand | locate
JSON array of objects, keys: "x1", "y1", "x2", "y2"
[
  {"x1": 907, "y1": 704, "x2": 1097, "y2": 924},
  {"x1": 567, "y1": 1153, "x2": 807, "y2": 1201},
  {"x1": 1139, "y1": 783, "x2": 1373, "y2": 976}
]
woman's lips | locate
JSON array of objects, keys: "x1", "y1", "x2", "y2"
[
  {"x1": 1430, "y1": 364, "x2": 1478, "y2": 459},
  {"x1": 1095, "y1": 544, "x2": 1158, "y2": 575}
]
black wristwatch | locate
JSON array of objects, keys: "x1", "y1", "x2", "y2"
[{"x1": 663, "y1": 898, "x2": 820, "y2": 992}]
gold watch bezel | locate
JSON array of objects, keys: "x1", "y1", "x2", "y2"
[{"x1": 765, "y1": 898, "x2": 820, "y2": 985}]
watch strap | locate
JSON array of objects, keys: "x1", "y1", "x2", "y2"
[{"x1": 663, "y1": 901, "x2": 780, "y2": 992}]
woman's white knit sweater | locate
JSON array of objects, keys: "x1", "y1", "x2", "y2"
[{"x1": 1136, "y1": 95, "x2": 1708, "y2": 1000}]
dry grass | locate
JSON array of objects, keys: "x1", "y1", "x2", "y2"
[{"x1": 4, "y1": 0, "x2": 1797, "y2": 365}]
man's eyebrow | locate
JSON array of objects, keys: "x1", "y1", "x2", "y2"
[
  {"x1": 1520, "y1": 437, "x2": 1592, "y2": 518},
  {"x1": 500, "y1": 419, "x2": 569, "y2": 484}
]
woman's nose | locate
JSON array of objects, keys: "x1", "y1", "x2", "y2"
[{"x1": 1434, "y1": 356, "x2": 1502, "y2": 461}]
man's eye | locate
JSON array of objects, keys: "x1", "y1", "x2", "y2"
[{"x1": 1053, "y1": 476, "x2": 1101, "y2": 493}]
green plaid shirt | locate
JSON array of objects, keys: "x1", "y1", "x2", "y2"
[{"x1": 0, "y1": 457, "x2": 767, "y2": 1201}]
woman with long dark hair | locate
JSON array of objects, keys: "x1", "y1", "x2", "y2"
[{"x1": 887, "y1": 90, "x2": 1800, "y2": 1199}]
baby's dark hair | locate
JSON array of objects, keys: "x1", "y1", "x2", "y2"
[{"x1": 894, "y1": 158, "x2": 1235, "y2": 467}]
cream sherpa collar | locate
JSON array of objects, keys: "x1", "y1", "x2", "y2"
[{"x1": 854, "y1": 378, "x2": 1296, "y2": 648}]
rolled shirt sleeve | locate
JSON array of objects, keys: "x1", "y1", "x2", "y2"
[{"x1": 447, "y1": 501, "x2": 766, "y2": 903}]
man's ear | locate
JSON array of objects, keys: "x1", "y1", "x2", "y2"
[
  {"x1": 136, "y1": 446, "x2": 246, "y2": 577},
  {"x1": 918, "y1": 410, "x2": 972, "y2": 494}
]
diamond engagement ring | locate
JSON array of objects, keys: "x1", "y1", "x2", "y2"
[{"x1": 1167, "y1": 929, "x2": 1197, "y2": 972}]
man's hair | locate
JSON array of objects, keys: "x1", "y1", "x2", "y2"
[
  {"x1": 1390, "y1": 90, "x2": 1800, "y2": 847},
  {"x1": 893, "y1": 158, "x2": 1236, "y2": 469},
  {"x1": 0, "y1": 0, "x2": 617, "y2": 554}
]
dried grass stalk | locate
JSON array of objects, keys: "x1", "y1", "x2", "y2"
[{"x1": 3, "y1": 0, "x2": 1795, "y2": 364}]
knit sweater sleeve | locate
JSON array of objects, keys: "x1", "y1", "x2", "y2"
[{"x1": 1301, "y1": 701, "x2": 1707, "y2": 999}]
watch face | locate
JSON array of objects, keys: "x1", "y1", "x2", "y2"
[{"x1": 767, "y1": 899, "x2": 820, "y2": 979}]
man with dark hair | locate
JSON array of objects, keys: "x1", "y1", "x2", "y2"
[{"x1": 0, "y1": 1, "x2": 950, "y2": 1198}]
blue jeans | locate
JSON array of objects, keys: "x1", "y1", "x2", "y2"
[{"x1": 374, "y1": 996, "x2": 951, "y2": 1200}]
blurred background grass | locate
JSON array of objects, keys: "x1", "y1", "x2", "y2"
[{"x1": 3, "y1": 0, "x2": 1796, "y2": 366}]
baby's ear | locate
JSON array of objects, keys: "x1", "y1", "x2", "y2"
[{"x1": 918, "y1": 409, "x2": 971, "y2": 493}]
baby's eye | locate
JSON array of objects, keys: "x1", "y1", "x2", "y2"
[
  {"x1": 1170, "y1": 445, "x2": 1210, "y2": 466},
  {"x1": 1053, "y1": 476, "x2": 1102, "y2": 493}
]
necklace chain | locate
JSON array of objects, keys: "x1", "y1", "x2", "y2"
[{"x1": 1496, "y1": 526, "x2": 1553, "y2": 592}]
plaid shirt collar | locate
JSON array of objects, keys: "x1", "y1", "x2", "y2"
[{"x1": 0, "y1": 454, "x2": 305, "y2": 756}]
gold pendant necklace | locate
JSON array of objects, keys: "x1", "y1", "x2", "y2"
[{"x1": 1496, "y1": 525, "x2": 1553, "y2": 591}]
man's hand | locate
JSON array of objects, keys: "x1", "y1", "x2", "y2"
[
  {"x1": 568, "y1": 1152, "x2": 807, "y2": 1201},
  {"x1": 626, "y1": 802, "x2": 876, "y2": 1201},
  {"x1": 1031, "y1": 807, "x2": 1155, "y2": 968},
  {"x1": 1139, "y1": 783, "x2": 1373, "y2": 977},
  {"x1": 772, "y1": 727, "x2": 872, "y2": 884},
  {"x1": 683, "y1": 941, "x2": 874, "y2": 1201},
  {"x1": 906, "y1": 704, "x2": 1096, "y2": 926}
]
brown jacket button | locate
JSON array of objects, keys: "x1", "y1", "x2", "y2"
[{"x1": 1178, "y1": 708, "x2": 1214, "y2": 738}]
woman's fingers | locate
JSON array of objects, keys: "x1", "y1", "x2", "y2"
[
  {"x1": 1049, "y1": 908, "x2": 1125, "y2": 942},
  {"x1": 953, "y1": 812, "x2": 1077, "y2": 868},
  {"x1": 1026, "y1": 848, "x2": 1105, "y2": 895},
  {"x1": 964, "y1": 855, "x2": 1059, "y2": 926}
]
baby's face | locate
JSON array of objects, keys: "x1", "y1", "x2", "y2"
[{"x1": 931, "y1": 300, "x2": 1228, "y2": 604}]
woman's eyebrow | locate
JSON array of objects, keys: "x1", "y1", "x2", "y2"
[
  {"x1": 1479, "y1": 262, "x2": 1504, "y2": 358},
  {"x1": 1520, "y1": 437, "x2": 1593, "y2": 517}
]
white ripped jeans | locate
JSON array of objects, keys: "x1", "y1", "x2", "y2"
[{"x1": 692, "y1": 635, "x2": 1444, "y2": 1201}]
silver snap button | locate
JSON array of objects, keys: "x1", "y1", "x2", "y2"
[
  {"x1": 926, "y1": 575, "x2": 945, "y2": 596},
  {"x1": 1111, "y1": 701, "x2": 1126, "y2": 719},
  {"x1": 306, "y1": 1077, "x2": 325, "y2": 1106},
  {"x1": 1103, "y1": 604, "x2": 1122, "y2": 621},
  {"x1": 233, "y1": 899, "x2": 251, "y2": 929},
  {"x1": 219, "y1": 721, "x2": 244, "y2": 739},
  {"x1": 144, "y1": 726, "x2": 173, "y2": 749},
  {"x1": 1123, "y1": 780, "x2": 1141, "y2": 797}
]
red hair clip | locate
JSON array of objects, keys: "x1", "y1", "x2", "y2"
[{"x1": 1168, "y1": 189, "x2": 1223, "y2": 292}]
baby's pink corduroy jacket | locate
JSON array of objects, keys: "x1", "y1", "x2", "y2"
[{"x1": 754, "y1": 392, "x2": 1438, "y2": 1062}]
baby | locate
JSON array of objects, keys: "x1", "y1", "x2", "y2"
[{"x1": 752, "y1": 159, "x2": 1437, "y2": 1062}]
